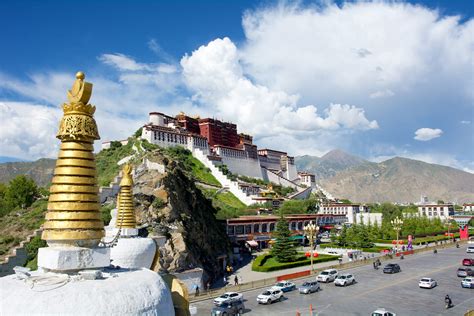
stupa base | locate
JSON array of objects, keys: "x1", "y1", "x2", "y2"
[
  {"x1": 38, "y1": 246, "x2": 110, "y2": 272},
  {"x1": 0, "y1": 268, "x2": 175, "y2": 315}
]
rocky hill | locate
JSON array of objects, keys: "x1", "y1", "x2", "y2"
[{"x1": 0, "y1": 158, "x2": 55, "y2": 187}]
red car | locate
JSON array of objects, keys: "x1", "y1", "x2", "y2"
[{"x1": 462, "y1": 258, "x2": 474, "y2": 266}]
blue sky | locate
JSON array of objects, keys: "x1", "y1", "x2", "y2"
[{"x1": 0, "y1": 0, "x2": 473, "y2": 172}]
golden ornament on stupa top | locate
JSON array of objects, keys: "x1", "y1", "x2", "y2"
[
  {"x1": 42, "y1": 72, "x2": 104, "y2": 247},
  {"x1": 116, "y1": 164, "x2": 137, "y2": 229}
]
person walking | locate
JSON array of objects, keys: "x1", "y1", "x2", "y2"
[
  {"x1": 195, "y1": 285, "x2": 199, "y2": 296},
  {"x1": 234, "y1": 275, "x2": 239, "y2": 286}
]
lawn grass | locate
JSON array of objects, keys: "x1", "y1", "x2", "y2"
[
  {"x1": 252, "y1": 253, "x2": 339, "y2": 272},
  {"x1": 200, "y1": 188, "x2": 248, "y2": 220}
]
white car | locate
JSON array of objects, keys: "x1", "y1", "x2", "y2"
[
  {"x1": 461, "y1": 277, "x2": 474, "y2": 288},
  {"x1": 317, "y1": 269, "x2": 338, "y2": 283},
  {"x1": 270, "y1": 281, "x2": 296, "y2": 292},
  {"x1": 334, "y1": 273, "x2": 355, "y2": 286},
  {"x1": 419, "y1": 277, "x2": 437, "y2": 289},
  {"x1": 467, "y1": 246, "x2": 474, "y2": 253},
  {"x1": 256, "y1": 289, "x2": 283, "y2": 304},
  {"x1": 213, "y1": 292, "x2": 243, "y2": 305},
  {"x1": 372, "y1": 308, "x2": 396, "y2": 316}
]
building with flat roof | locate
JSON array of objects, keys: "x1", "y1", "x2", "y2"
[
  {"x1": 418, "y1": 204, "x2": 455, "y2": 219},
  {"x1": 226, "y1": 214, "x2": 346, "y2": 249}
]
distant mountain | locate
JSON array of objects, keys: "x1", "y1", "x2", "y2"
[
  {"x1": 0, "y1": 158, "x2": 56, "y2": 187},
  {"x1": 319, "y1": 157, "x2": 474, "y2": 204},
  {"x1": 296, "y1": 149, "x2": 370, "y2": 179},
  {"x1": 0, "y1": 156, "x2": 29, "y2": 163}
]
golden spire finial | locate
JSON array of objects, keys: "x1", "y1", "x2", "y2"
[
  {"x1": 116, "y1": 164, "x2": 137, "y2": 229},
  {"x1": 42, "y1": 72, "x2": 104, "y2": 247}
]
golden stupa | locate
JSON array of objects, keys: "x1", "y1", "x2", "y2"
[
  {"x1": 116, "y1": 164, "x2": 137, "y2": 228},
  {"x1": 42, "y1": 72, "x2": 104, "y2": 247}
]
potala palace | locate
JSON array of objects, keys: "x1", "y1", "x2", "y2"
[{"x1": 104, "y1": 111, "x2": 329, "y2": 205}]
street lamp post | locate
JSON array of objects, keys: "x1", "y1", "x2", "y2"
[
  {"x1": 445, "y1": 216, "x2": 453, "y2": 241},
  {"x1": 304, "y1": 222, "x2": 319, "y2": 274},
  {"x1": 391, "y1": 217, "x2": 404, "y2": 253}
]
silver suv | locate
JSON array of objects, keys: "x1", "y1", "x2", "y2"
[
  {"x1": 299, "y1": 281, "x2": 320, "y2": 294},
  {"x1": 457, "y1": 267, "x2": 474, "y2": 277}
]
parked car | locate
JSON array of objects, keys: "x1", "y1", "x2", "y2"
[
  {"x1": 461, "y1": 277, "x2": 474, "y2": 289},
  {"x1": 211, "y1": 301, "x2": 245, "y2": 316},
  {"x1": 467, "y1": 246, "x2": 474, "y2": 253},
  {"x1": 462, "y1": 258, "x2": 474, "y2": 266},
  {"x1": 383, "y1": 264, "x2": 401, "y2": 274},
  {"x1": 317, "y1": 269, "x2": 338, "y2": 282},
  {"x1": 213, "y1": 292, "x2": 243, "y2": 306},
  {"x1": 299, "y1": 281, "x2": 320, "y2": 294},
  {"x1": 334, "y1": 273, "x2": 355, "y2": 286},
  {"x1": 457, "y1": 267, "x2": 474, "y2": 277},
  {"x1": 270, "y1": 281, "x2": 296, "y2": 292},
  {"x1": 419, "y1": 277, "x2": 437, "y2": 289},
  {"x1": 372, "y1": 308, "x2": 396, "y2": 316},
  {"x1": 256, "y1": 289, "x2": 283, "y2": 304}
]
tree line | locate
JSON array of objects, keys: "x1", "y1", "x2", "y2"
[{"x1": 0, "y1": 175, "x2": 43, "y2": 217}]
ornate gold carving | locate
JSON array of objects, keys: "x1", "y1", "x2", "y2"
[
  {"x1": 42, "y1": 72, "x2": 104, "y2": 246},
  {"x1": 57, "y1": 114, "x2": 99, "y2": 140}
]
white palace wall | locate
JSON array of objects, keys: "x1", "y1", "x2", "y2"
[{"x1": 220, "y1": 156, "x2": 263, "y2": 179}]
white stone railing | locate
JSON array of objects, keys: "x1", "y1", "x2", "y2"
[{"x1": 192, "y1": 149, "x2": 256, "y2": 205}]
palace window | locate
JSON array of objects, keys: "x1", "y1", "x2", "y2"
[
  {"x1": 269, "y1": 223, "x2": 275, "y2": 231},
  {"x1": 227, "y1": 226, "x2": 235, "y2": 236},
  {"x1": 235, "y1": 225, "x2": 244, "y2": 235},
  {"x1": 254, "y1": 224, "x2": 260, "y2": 233},
  {"x1": 245, "y1": 225, "x2": 252, "y2": 234},
  {"x1": 261, "y1": 223, "x2": 268, "y2": 233}
]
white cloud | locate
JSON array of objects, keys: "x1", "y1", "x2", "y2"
[
  {"x1": 414, "y1": 128, "x2": 443, "y2": 141},
  {"x1": 369, "y1": 89, "x2": 395, "y2": 99},
  {"x1": 460, "y1": 120, "x2": 471, "y2": 124},
  {"x1": 99, "y1": 53, "x2": 151, "y2": 71},
  {"x1": 0, "y1": 102, "x2": 61, "y2": 159},
  {"x1": 241, "y1": 2, "x2": 473, "y2": 104},
  {"x1": 181, "y1": 37, "x2": 378, "y2": 138}
]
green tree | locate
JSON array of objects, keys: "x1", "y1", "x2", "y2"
[
  {"x1": 270, "y1": 212, "x2": 297, "y2": 263},
  {"x1": 3, "y1": 175, "x2": 38, "y2": 214},
  {"x1": 336, "y1": 225, "x2": 348, "y2": 247}
]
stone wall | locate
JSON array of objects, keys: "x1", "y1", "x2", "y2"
[
  {"x1": 173, "y1": 267, "x2": 204, "y2": 294},
  {"x1": 220, "y1": 156, "x2": 264, "y2": 179},
  {"x1": 99, "y1": 173, "x2": 122, "y2": 203},
  {"x1": 262, "y1": 168, "x2": 299, "y2": 190},
  {"x1": 0, "y1": 228, "x2": 42, "y2": 277}
]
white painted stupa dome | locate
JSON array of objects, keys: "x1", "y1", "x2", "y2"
[{"x1": 0, "y1": 268, "x2": 175, "y2": 316}]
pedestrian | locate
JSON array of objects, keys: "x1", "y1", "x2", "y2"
[
  {"x1": 223, "y1": 276, "x2": 227, "y2": 285},
  {"x1": 195, "y1": 285, "x2": 199, "y2": 296},
  {"x1": 234, "y1": 275, "x2": 239, "y2": 286},
  {"x1": 207, "y1": 281, "x2": 211, "y2": 290}
]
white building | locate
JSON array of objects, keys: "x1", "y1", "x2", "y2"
[
  {"x1": 258, "y1": 148, "x2": 298, "y2": 181},
  {"x1": 462, "y1": 204, "x2": 474, "y2": 213},
  {"x1": 319, "y1": 203, "x2": 380, "y2": 225},
  {"x1": 417, "y1": 204, "x2": 455, "y2": 220},
  {"x1": 297, "y1": 172, "x2": 316, "y2": 189}
]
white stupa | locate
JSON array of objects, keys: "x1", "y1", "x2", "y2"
[
  {"x1": 105, "y1": 164, "x2": 157, "y2": 270},
  {"x1": 0, "y1": 72, "x2": 175, "y2": 316}
]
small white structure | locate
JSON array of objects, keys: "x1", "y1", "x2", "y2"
[
  {"x1": 319, "y1": 203, "x2": 371, "y2": 224},
  {"x1": 417, "y1": 204, "x2": 455, "y2": 220}
]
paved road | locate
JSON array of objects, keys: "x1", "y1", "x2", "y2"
[{"x1": 193, "y1": 246, "x2": 473, "y2": 315}]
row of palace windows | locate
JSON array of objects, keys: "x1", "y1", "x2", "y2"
[
  {"x1": 153, "y1": 131, "x2": 207, "y2": 148},
  {"x1": 227, "y1": 218, "x2": 339, "y2": 236},
  {"x1": 218, "y1": 147, "x2": 247, "y2": 159}
]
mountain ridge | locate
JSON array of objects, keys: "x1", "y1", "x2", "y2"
[{"x1": 296, "y1": 150, "x2": 473, "y2": 203}]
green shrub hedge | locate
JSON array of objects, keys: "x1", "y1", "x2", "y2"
[
  {"x1": 252, "y1": 253, "x2": 339, "y2": 272},
  {"x1": 319, "y1": 243, "x2": 391, "y2": 253}
]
